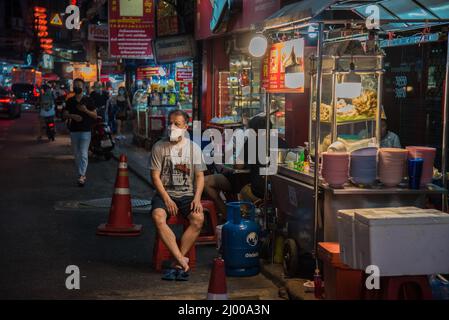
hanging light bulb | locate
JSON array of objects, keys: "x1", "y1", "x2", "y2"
[
  {"x1": 248, "y1": 34, "x2": 268, "y2": 58},
  {"x1": 308, "y1": 25, "x2": 317, "y2": 39},
  {"x1": 336, "y1": 61, "x2": 362, "y2": 98}
]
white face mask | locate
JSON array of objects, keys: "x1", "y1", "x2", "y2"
[{"x1": 168, "y1": 124, "x2": 185, "y2": 142}]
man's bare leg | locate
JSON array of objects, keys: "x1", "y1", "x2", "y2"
[
  {"x1": 179, "y1": 211, "x2": 204, "y2": 257},
  {"x1": 204, "y1": 174, "x2": 231, "y2": 218},
  {"x1": 152, "y1": 208, "x2": 189, "y2": 272}
]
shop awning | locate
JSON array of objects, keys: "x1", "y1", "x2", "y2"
[
  {"x1": 263, "y1": 0, "x2": 336, "y2": 30},
  {"x1": 263, "y1": 0, "x2": 449, "y2": 32}
]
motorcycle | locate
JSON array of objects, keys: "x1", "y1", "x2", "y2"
[
  {"x1": 89, "y1": 117, "x2": 115, "y2": 160},
  {"x1": 45, "y1": 116, "x2": 56, "y2": 141},
  {"x1": 55, "y1": 97, "x2": 65, "y2": 120}
]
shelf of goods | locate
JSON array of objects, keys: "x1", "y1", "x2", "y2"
[{"x1": 310, "y1": 54, "x2": 383, "y2": 154}]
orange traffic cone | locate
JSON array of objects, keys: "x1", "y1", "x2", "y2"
[
  {"x1": 97, "y1": 154, "x2": 142, "y2": 236},
  {"x1": 207, "y1": 257, "x2": 228, "y2": 300}
]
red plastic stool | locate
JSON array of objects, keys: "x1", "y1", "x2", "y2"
[
  {"x1": 153, "y1": 215, "x2": 196, "y2": 272},
  {"x1": 363, "y1": 275, "x2": 433, "y2": 300},
  {"x1": 197, "y1": 200, "x2": 218, "y2": 244}
]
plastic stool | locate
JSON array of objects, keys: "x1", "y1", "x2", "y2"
[
  {"x1": 362, "y1": 274, "x2": 433, "y2": 300},
  {"x1": 197, "y1": 200, "x2": 218, "y2": 244},
  {"x1": 153, "y1": 215, "x2": 196, "y2": 272},
  {"x1": 317, "y1": 242, "x2": 363, "y2": 300}
]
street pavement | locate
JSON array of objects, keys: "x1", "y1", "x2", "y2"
[{"x1": 0, "y1": 111, "x2": 280, "y2": 300}]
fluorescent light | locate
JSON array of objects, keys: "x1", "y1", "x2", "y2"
[{"x1": 336, "y1": 82, "x2": 362, "y2": 99}]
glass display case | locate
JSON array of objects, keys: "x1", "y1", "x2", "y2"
[
  {"x1": 310, "y1": 54, "x2": 384, "y2": 154},
  {"x1": 213, "y1": 55, "x2": 264, "y2": 126},
  {"x1": 269, "y1": 94, "x2": 286, "y2": 139}
]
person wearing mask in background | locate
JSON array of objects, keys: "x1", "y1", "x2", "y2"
[
  {"x1": 63, "y1": 78, "x2": 97, "y2": 187},
  {"x1": 105, "y1": 91, "x2": 118, "y2": 135},
  {"x1": 37, "y1": 84, "x2": 56, "y2": 141},
  {"x1": 380, "y1": 118, "x2": 401, "y2": 148},
  {"x1": 115, "y1": 86, "x2": 131, "y2": 140},
  {"x1": 90, "y1": 82, "x2": 109, "y2": 120}
]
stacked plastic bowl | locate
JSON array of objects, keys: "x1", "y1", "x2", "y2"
[
  {"x1": 350, "y1": 147, "x2": 378, "y2": 186},
  {"x1": 378, "y1": 148, "x2": 409, "y2": 187},
  {"x1": 406, "y1": 146, "x2": 436, "y2": 186},
  {"x1": 321, "y1": 152, "x2": 350, "y2": 188}
]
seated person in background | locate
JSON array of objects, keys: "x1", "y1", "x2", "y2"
[
  {"x1": 204, "y1": 114, "x2": 286, "y2": 219},
  {"x1": 239, "y1": 115, "x2": 287, "y2": 206},
  {"x1": 380, "y1": 119, "x2": 401, "y2": 148},
  {"x1": 203, "y1": 153, "x2": 250, "y2": 222}
]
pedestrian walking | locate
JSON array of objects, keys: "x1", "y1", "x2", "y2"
[
  {"x1": 63, "y1": 78, "x2": 97, "y2": 187},
  {"x1": 115, "y1": 86, "x2": 131, "y2": 140},
  {"x1": 106, "y1": 93, "x2": 118, "y2": 135},
  {"x1": 37, "y1": 85, "x2": 56, "y2": 141},
  {"x1": 90, "y1": 82, "x2": 109, "y2": 120}
]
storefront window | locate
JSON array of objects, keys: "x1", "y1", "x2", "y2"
[{"x1": 214, "y1": 55, "x2": 263, "y2": 124}]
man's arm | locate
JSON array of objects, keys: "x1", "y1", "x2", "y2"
[
  {"x1": 82, "y1": 104, "x2": 97, "y2": 119},
  {"x1": 151, "y1": 170, "x2": 178, "y2": 216},
  {"x1": 151, "y1": 170, "x2": 171, "y2": 203},
  {"x1": 191, "y1": 171, "x2": 204, "y2": 214}
]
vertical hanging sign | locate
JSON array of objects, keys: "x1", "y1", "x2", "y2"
[{"x1": 109, "y1": 0, "x2": 155, "y2": 59}]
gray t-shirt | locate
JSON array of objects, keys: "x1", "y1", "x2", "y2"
[{"x1": 150, "y1": 138, "x2": 206, "y2": 198}]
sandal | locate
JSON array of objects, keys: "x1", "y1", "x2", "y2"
[
  {"x1": 161, "y1": 268, "x2": 177, "y2": 281},
  {"x1": 175, "y1": 270, "x2": 190, "y2": 281}
]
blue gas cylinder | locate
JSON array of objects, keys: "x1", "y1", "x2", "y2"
[{"x1": 222, "y1": 202, "x2": 260, "y2": 277}]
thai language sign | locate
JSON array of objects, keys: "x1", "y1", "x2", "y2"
[
  {"x1": 136, "y1": 66, "x2": 161, "y2": 80},
  {"x1": 109, "y1": 0, "x2": 155, "y2": 58},
  {"x1": 175, "y1": 67, "x2": 193, "y2": 82},
  {"x1": 153, "y1": 35, "x2": 196, "y2": 64}
]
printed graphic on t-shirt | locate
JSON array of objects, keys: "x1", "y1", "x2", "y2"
[{"x1": 161, "y1": 155, "x2": 191, "y2": 191}]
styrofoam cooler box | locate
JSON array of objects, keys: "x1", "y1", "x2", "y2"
[
  {"x1": 337, "y1": 210, "x2": 357, "y2": 268},
  {"x1": 337, "y1": 207, "x2": 420, "y2": 269},
  {"x1": 354, "y1": 209, "x2": 449, "y2": 276}
]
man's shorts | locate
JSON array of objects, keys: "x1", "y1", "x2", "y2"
[{"x1": 151, "y1": 194, "x2": 194, "y2": 220}]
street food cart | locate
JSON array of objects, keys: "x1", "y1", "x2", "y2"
[{"x1": 259, "y1": 0, "x2": 449, "y2": 276}]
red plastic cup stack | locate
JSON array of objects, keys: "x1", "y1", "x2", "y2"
[
  {"x1": 321, "y1": 152, "x2": 350, "y2": 188},
  {"x1": 406, "y1": 146, "x2": 436, "y2": 186}
]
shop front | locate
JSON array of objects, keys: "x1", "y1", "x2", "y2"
[
  {"x1": 130, "y1": 31, "x2": 197, "y2": 147},
  {"x1": 254, "y1": 0, "x2": 449, "y2": 294},
  {"x1": 196, "y1": 0, "x2": 282, "y2": 130}
]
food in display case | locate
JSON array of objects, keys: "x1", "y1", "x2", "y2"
[
  {"x1": 215, "y1": 55, "x2": 263, "y2": 121},
  {"x1": 311, "y1": 102, "x2": 332, "y2": 122},
  {"x1": 309, "y1": 53, "x2": 383, "y2": 156},
  {"x1": 352, "y1": 90, "x2": 377, "y2": 119}
]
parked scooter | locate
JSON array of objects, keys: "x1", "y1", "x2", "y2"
[
  {"x1": 45, "y1": 116, "x2": 56, "y2": 141},
  {"x1": 89, "y1": 117, "x2": 115, "y2": 160}
]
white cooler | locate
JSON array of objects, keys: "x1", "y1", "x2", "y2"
[
  {"x1": 337, "y1": 207, "x2": 420, "y2": 269},
  {"x1": 337, "y1": 209, "x2": 357, "y2": 268},
  {"x1": 354, "y1": 208, "x2": 449, "y2": 276}
]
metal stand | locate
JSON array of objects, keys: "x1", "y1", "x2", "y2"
[
  {"x1": 313, "y1": 23, "x2": 324, "y2": 264},
  {"x1": 442, "y1": 33, "x2": 449, "y2": 212}
]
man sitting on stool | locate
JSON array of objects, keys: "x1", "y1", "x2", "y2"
[{"x1": 150, "y1": 110, "x2": 206, "y2": 279}]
